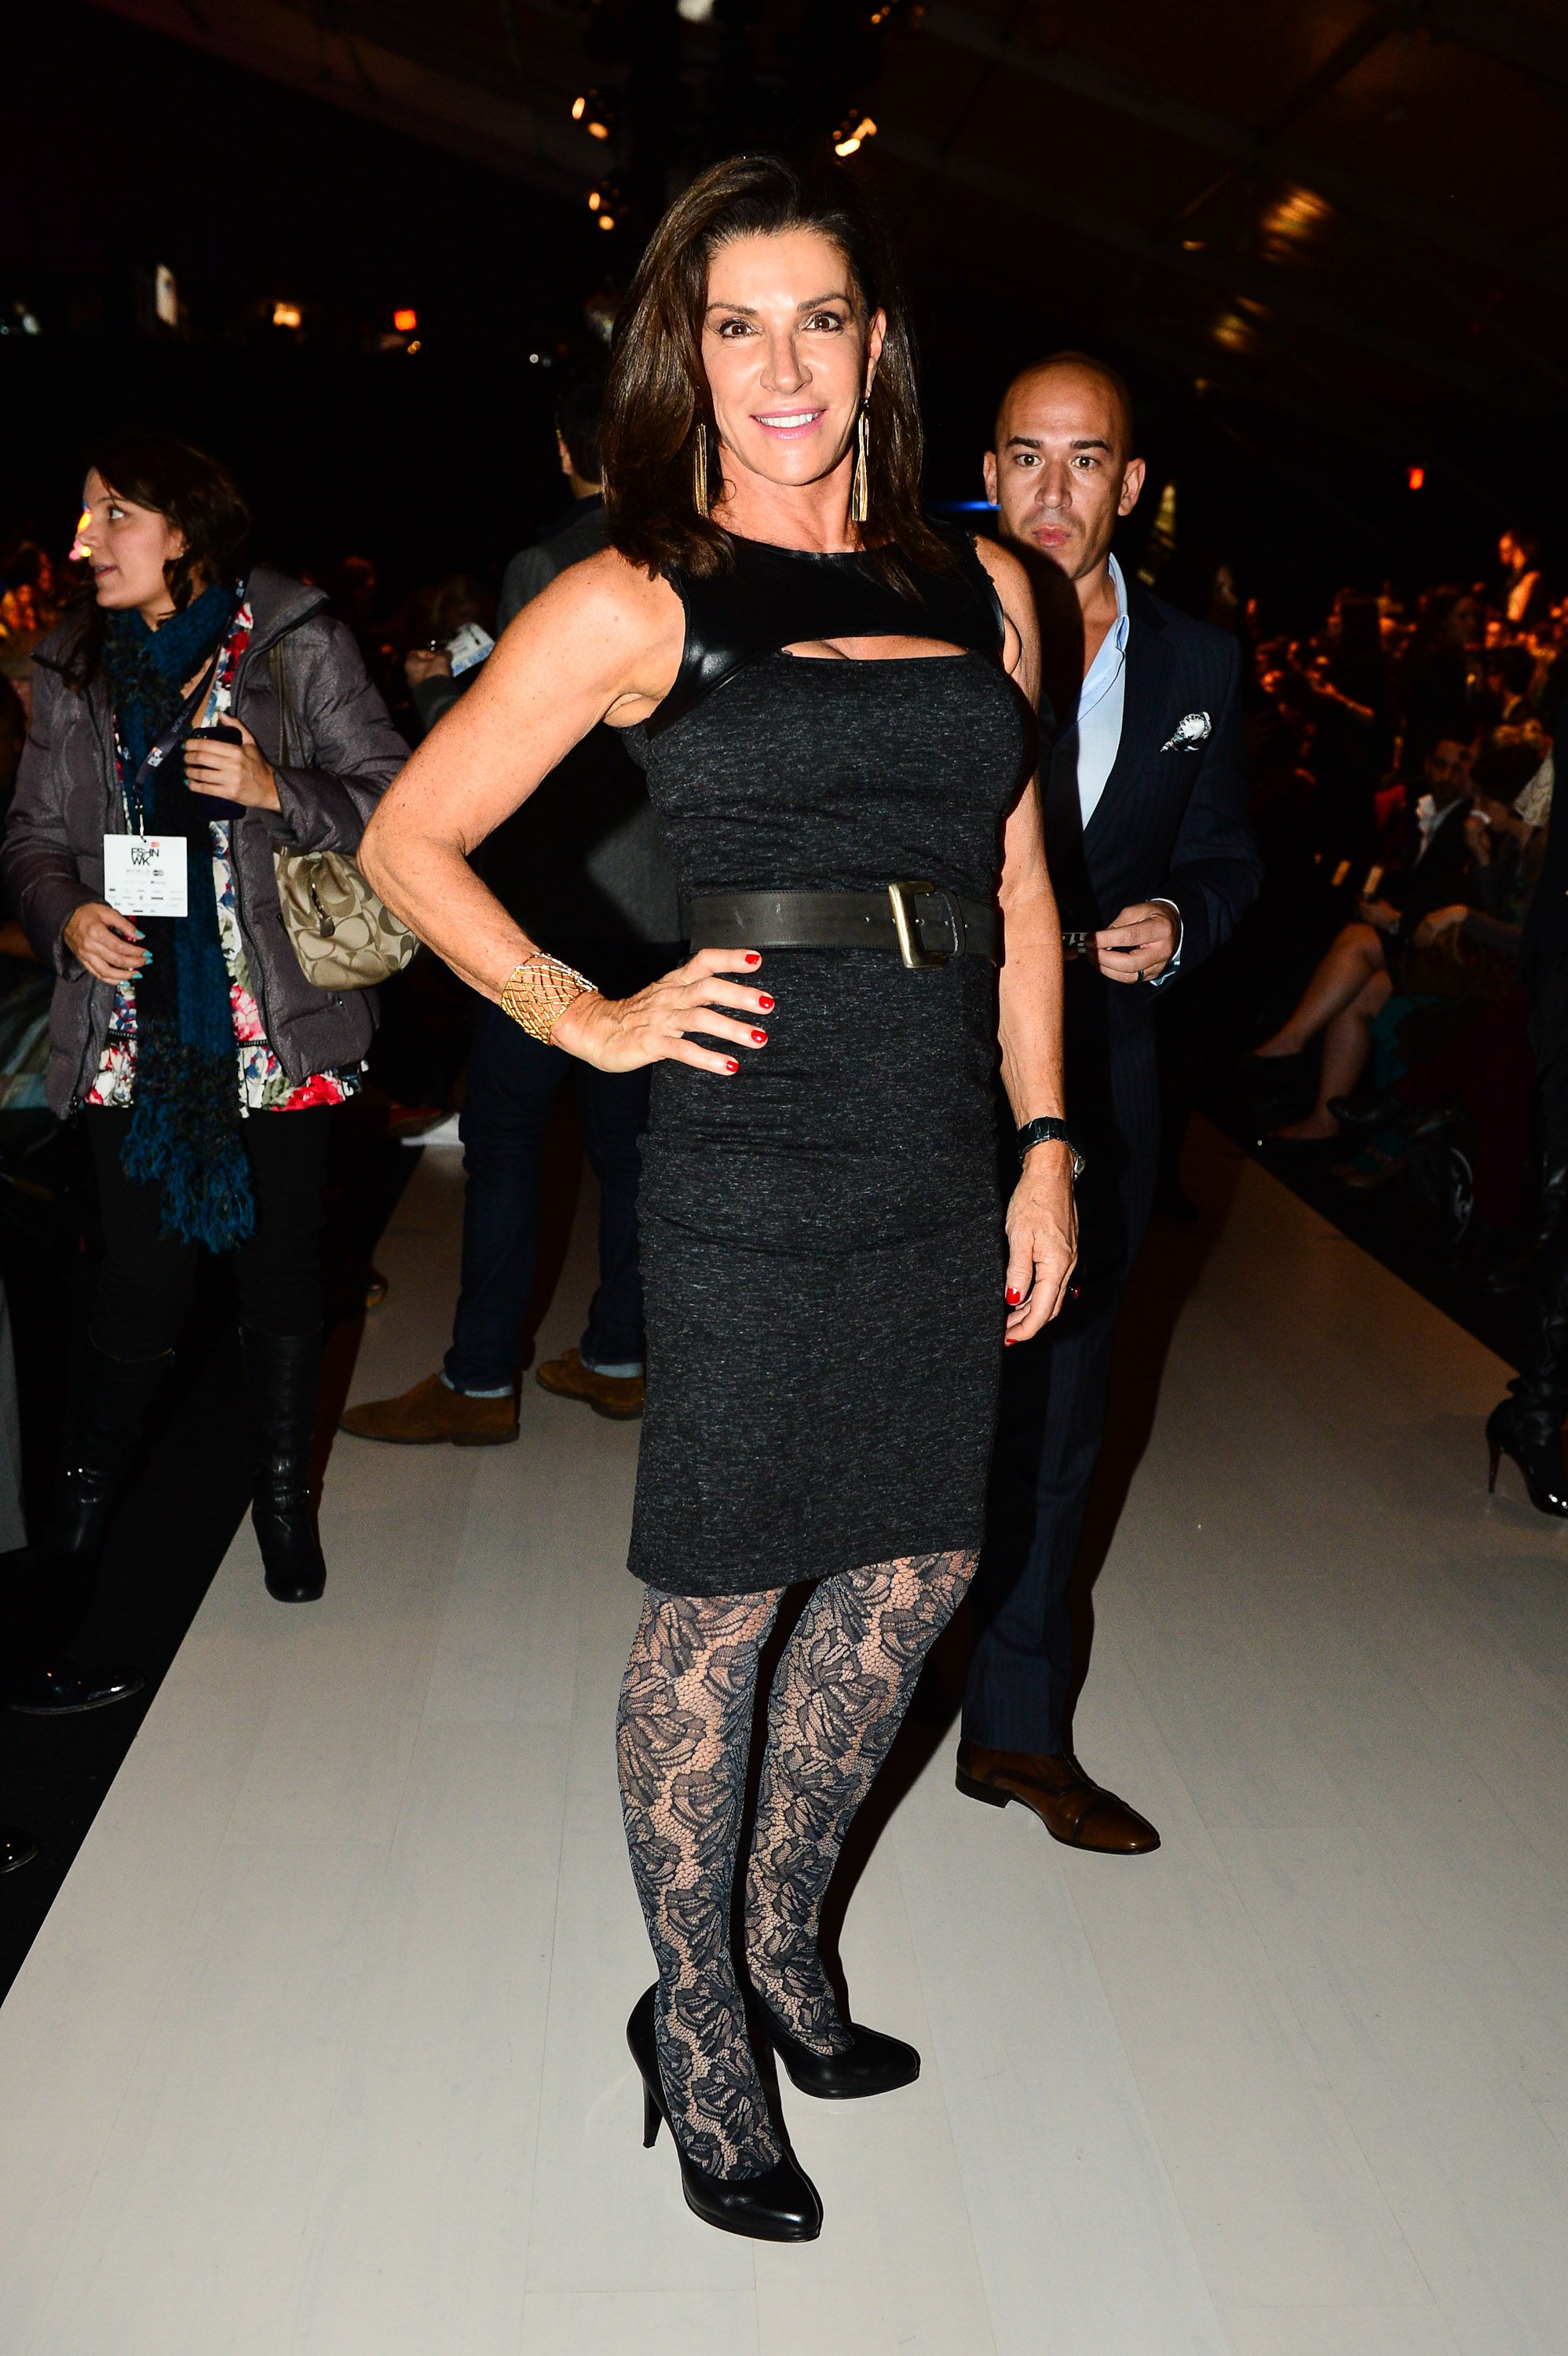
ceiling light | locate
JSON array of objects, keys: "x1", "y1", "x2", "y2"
[
  {"x1": 1259, "y1": 182, "x2": 1333, "y2": 262},
  {"x1": 272, "y1": 300, "x2": 302, "y2": 329},
  {"x1": 677, "y1": 0, "x2": 715, "y2": 18}
]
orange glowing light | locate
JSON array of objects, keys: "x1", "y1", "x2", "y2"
[
  {"x1": 393, "y1": 307, "x2": 418, "y2": 333},
  {"x1": 70, "y1": 507, "x2": 93, "y2": 562},
  {"x1": 1407, "y1": 465, "x2": 1425, "y2": 490},
  {"x1": 834, "y1": 115, "x2": 877, "y2": 157},
  {"x1": 272, "y1": 300, "x2": 302, "y2": 329}
]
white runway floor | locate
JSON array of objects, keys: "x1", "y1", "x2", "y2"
[{"x1": 5, "y1": 1123, "x2": 1568, "y2": 2355}]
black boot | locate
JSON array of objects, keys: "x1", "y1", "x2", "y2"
[
  {"x1": 1486, "y1": 1397, "x2": 1568, "y2": 1515},
  {"x1": 46, "y1": 1341, "x2": 172, "y2": 1565},
  {"x1": 240, "y1": 1326, "x2": 327, "y2": 1603},
  {"x1": 1488, "y1": 1198, "x2": 1568, "y2": 1516}
]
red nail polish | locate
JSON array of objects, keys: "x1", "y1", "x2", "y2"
[
  {"x1": 1004, "y1": 1337, "x2": 1014, "y2": 1348},
  {"x1": 1005, "y1": 1287, "x2": 1022, "y2": 1304},
  {"x1": 726, "y1": 1058, "x2": 739, "y2": 1073},
  {"x1": 758, "y1": 995, "x2": 774, "y2": 1012},
  {"x1": 751, "y1": 1029, "x2": 767, "y2": 1043},
  {"x1": 744, "y1": 953, "x2": 762, "y2": 968}
]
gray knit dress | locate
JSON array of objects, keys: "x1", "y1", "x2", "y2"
[{"x1": 622, "y1": 533, "x2": 1033, "y2": 1595}]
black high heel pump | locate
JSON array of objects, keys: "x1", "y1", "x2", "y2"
[
  {"x1": 1486, "y1": 1399, "x2": 1568, "y2": 1517},
  {"x1": 751, "y1": 1988, "x2": 920, "y2": 2100},
  {"x1": 626, "y1": 1988, "x2": 821, "y2": 2242}
]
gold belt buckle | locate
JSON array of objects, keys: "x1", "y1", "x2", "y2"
[{"x1": 886, "y1": 880, "x2": 950, "y2": 969}]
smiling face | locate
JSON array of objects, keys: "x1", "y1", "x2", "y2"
[
  {"x1": 700, "y1": 227, "x2": 885, "y2": 507},
  {"x1": 75, "y1": 468, "x2": 188, "y2": 619},
  {"x1": 984, "y1": 363, "x2": 1145, "y2": 585}
]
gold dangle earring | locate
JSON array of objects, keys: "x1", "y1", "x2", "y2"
[
  {"x1": 850, "y1": 397, "x2": 872, "y2": 527},
  {"x1": 692, "y1": 423, "x2": 711, "y2": 518}
]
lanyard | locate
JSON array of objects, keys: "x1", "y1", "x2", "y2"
[{"x1": 112, "y1": 595, "x2": 255, "y2": 836}]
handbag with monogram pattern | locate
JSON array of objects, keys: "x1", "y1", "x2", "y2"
[{"x1": 266, "y1": 642, "x2": 417, "y2": 992}]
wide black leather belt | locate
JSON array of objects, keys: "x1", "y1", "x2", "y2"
[{"x1": 684, "y1": 883, "x2": 999, "y2": 969}]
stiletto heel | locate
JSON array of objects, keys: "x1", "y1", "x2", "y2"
[
  {"x1": 1486, "y1": 1400, "x2": 1568, "y2": 1516},
  {"x1": 626, "y1": 1988, "x2": 821, "y2": 2241},
  {"x1": 750, "y1": 1987, "x2": 920, "y2": 2100}
]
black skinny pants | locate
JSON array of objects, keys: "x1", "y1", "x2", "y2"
[{"x1": 86, "y1": 1107, "x2": 334, "y2": 1359}]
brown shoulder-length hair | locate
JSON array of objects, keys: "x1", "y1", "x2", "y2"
[
  {"x1": 601, "y1": 152, "x2": 958, "y2": 588},
  {"x1": 60, "y1": 431, "x2": 251, "y2": 693}
]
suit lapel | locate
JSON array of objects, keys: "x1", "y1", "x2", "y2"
[{"x1": 1082, "y1": 598, "x2": 1177, "y2": 859}]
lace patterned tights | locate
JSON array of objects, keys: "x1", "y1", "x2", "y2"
[{"x1": 616, "y1": 1549, "x2": 976, "y2": 2179}]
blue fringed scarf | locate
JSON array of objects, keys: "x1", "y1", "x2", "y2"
[{"x1": 101, "y1": 584, "x2": 256, "y2": 1251}]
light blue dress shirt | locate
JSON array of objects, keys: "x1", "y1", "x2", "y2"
[
  {"x1": 1060, "y1": 553, "x2": 1182, "y2": 980},
  {"x1": 1069, "y1": 552, "x2": 1131, "y2": 829}
]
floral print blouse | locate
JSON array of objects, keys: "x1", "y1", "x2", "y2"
[{"x1": 86, "y1": 821, "x2": 360, "y2": 1113}]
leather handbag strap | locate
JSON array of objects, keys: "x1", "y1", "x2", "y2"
[{"x1": 685, "y1": 884, "x2": 999, "y2": 969}]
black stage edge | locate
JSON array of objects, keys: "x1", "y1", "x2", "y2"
[
  {"x1": 1196, "y1": 1084, "x2": 1533, "y2": 1376},
  {"x1": 0, "y1": 1111, "x2": 419, "y2": 2001}
]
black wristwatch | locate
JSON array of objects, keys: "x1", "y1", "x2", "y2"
[{"x1": 1016, "y1": 1115, "x2": 1085, "y2": 1180}]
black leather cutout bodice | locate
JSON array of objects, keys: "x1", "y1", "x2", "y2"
[{"x1": 643, "y1": 530, "x2": 1007, "y2": 741}]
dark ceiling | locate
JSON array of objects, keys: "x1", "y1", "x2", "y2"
[
  {"x1": 87, "y1": 0, "x2": 1568, "y2": 460},
  {"x1": 9, "y1": 0, "x2": 1559, "y2": 602}
]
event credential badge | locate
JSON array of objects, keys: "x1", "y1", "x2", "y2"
[{"x1": 104, "y1": 834, "x2": 188, "y2": 918}]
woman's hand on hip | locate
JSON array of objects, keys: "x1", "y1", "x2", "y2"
[
  {"x1": 64, "y1": 902, "x2": 148, "y2": 984},
  {"x1": 1003, "y1": 1143, "x2": 1079, "y2": 1343},
  {"x1": 185, "y1": 718, "x2": 280, "y2": 810},
  {"x1": 551, "y1": 947, "x2": 773, "y2": 1075}
]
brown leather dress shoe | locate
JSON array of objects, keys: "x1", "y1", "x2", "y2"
[
  {"x1": 955, "y1": 1740, "x2": 1160, "y2": 1854},
  {"x1": 535, "y1": 1347, "x2": 645, "y2": 1420},
  {"x1": 338, "y1": 1371, "x2": 518, "y2": 1447}
]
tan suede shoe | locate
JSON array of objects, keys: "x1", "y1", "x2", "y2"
[
  {"x1": 535, "y1": 1347, "x2": 645, "y2": 1420},
  {"x1": 338, "y1": 1371, "x2": 518, "y2": 1447}
]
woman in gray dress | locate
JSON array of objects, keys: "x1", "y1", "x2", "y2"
[{"x1": 360, "y1": 153, "x2": 1078, "y2": 2242}]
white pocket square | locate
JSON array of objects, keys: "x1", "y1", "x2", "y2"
[{"x1": 1161, "y1": 710, "x2": 1211, "y2": 752}]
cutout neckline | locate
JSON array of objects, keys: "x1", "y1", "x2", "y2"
[{"x1": 778, "y1": 643, "x2": 976, "y2": 664}]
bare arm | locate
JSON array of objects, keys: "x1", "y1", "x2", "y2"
[
  {"x1": 976, "y1": 537, "x2": 1078, "y2": 1341},
  {"x1": 357, "y1": 549, "x2": 772, "y2": 1077}
]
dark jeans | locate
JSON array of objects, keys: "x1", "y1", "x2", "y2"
[
  {"x1": 443, "y1": 947, "x2": 672, "y2": 1392},
  {"x1": 86, "y1": 1107, "x2": 334, "y2": 1357}
]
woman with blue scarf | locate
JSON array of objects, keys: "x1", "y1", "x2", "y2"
[{"x1": 5, "y1": 434, "x2": 408, "y2": 1613}]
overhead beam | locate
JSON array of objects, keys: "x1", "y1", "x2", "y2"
[
  {"x1": 88, "y1": 0, "x2": 588, "y2": 194},
  {"x1": 918, "y1": 2, "x2": 1568, "y2": 298},
  {"x1": 875, "y1": 125, "x2": 1545, "y2": 410},
  {"x1": 1419, "y1": 0, "x2": 1568, "y2": 92}
]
